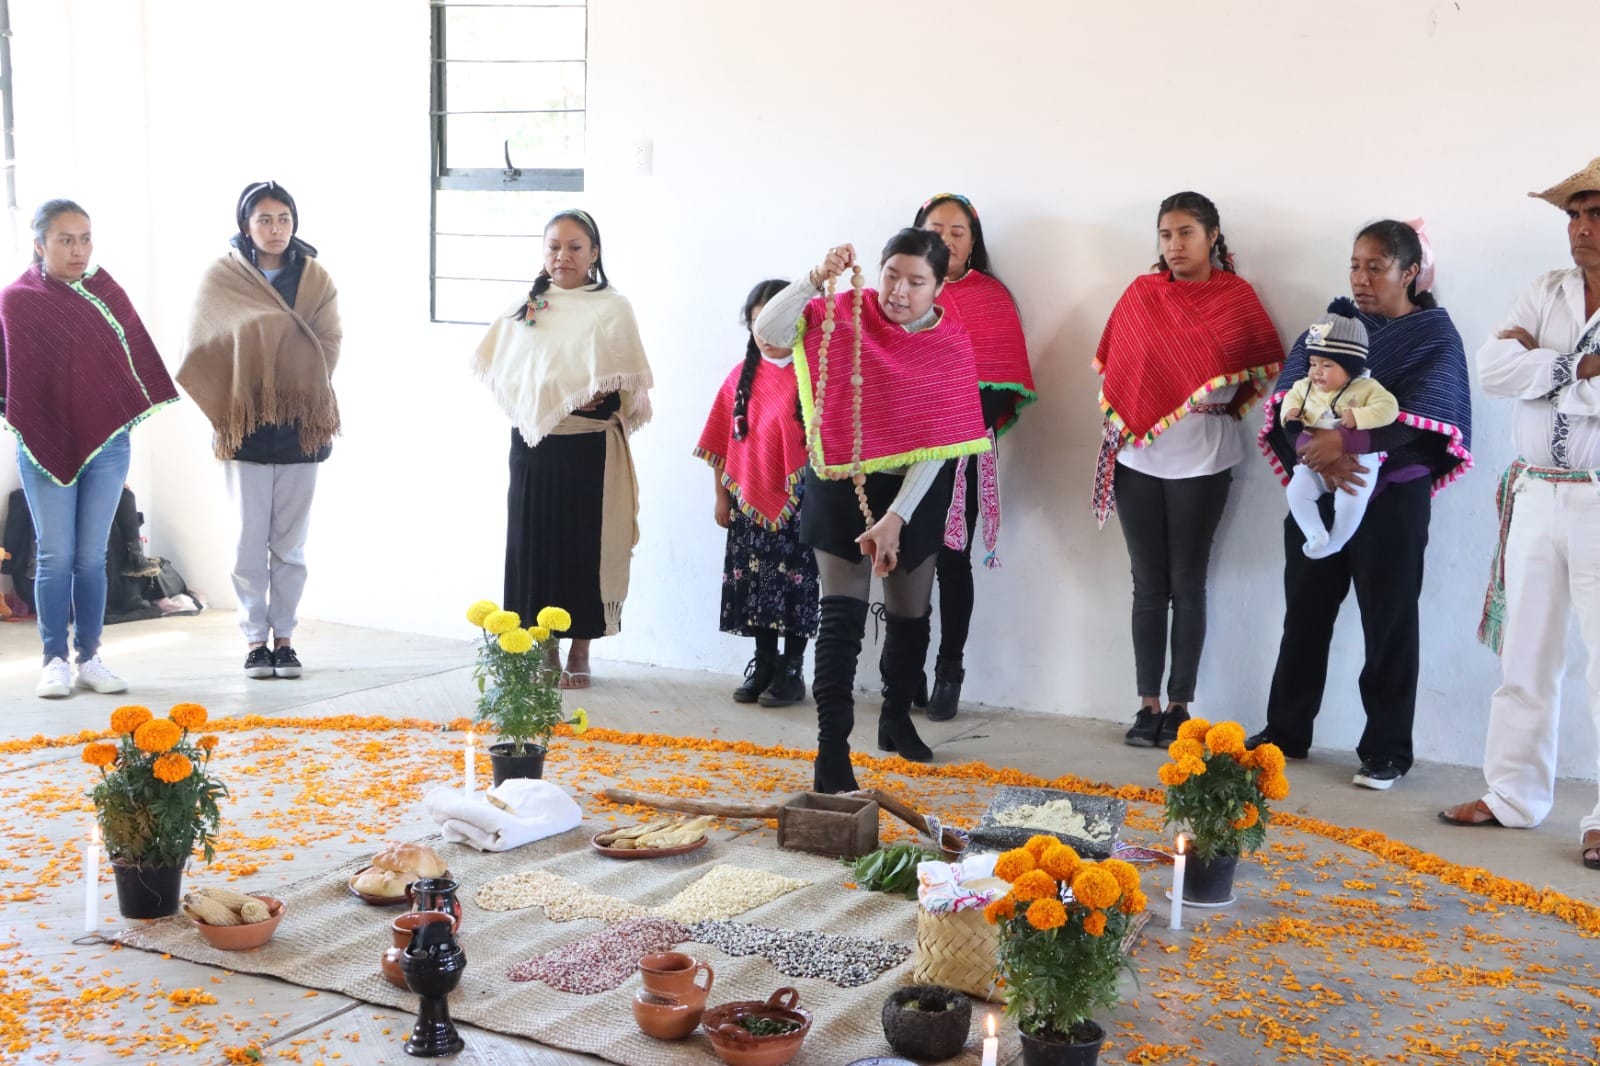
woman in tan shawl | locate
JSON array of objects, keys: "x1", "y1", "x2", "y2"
[
  {"x1": 178, "y1": 181, "x2": 341, "y2": 681},
  {"x1": 472, "y1": 209, "x2": 652, "y2": 688}
]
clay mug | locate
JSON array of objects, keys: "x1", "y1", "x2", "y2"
[
  {"x1": 639, "y1": 951, "x2": 714, "y2": 1003},
  {"x1": 382, "y1": 911, "x2": 453, "y2": 990}
]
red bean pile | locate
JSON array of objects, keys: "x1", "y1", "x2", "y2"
[{"x1": 506, "y1": 916, "x2": 688, "y2": 994}]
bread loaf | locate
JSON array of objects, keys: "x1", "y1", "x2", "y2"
[{"x1": 372, "y1": 842, "x2": 446, "y2": 878}]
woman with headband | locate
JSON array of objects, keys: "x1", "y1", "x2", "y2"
[
  {"x1": 473, "y1": 209, "x2": 652, "y2": 688},
  {"x1": 755, "y1": 230, "x2": 989, "y2": 793},
  {"x1": 180, "y1": 180, "x2": 342, "y2": 680},
  {"x1": 1251, "y1": 219, "x2": 1472, "y2": 791},
  {"x1": 907, "y1": 193, "x2": 1035, "y2": 722}
]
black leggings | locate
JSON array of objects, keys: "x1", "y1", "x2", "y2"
[{"x1": 1113, "y1": 464, "x2": 1232, "y2": 704}]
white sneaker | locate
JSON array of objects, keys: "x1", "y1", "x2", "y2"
[
  {"x1": 36, "y1": 657, "x2": 72, "y2": 699},
  {"x1": 74, "y1": 655, "x2": 128, "y2": 694}
]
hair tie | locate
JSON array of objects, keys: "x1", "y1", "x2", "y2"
[
  {"x1": 920, "y1": 192, "x2": 976, "y2": 218},
  {"x1": 1406, "y1": 217, "x2": 1436, "y2": 293}
]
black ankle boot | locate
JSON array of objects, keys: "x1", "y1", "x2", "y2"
[
  {"x1": 926, "y1": 656, "x2": 965, "y2": 722},
  {"x1": 758, "y1": 652, "x2": 807, "y2": 707},
  {"x1": 877, "y1": 610, "x2": 934, "y2": 762},
  {"x1": 813, "y1": 597, "x2": 867, "y2": 791},
  {"x1": 121, "y1": 542, "x2": 161, "y2": 578},
  {"x1": 733, "y1": 648, "x2": 778, "y2": 703}
]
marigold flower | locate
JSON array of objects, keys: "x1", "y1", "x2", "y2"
[
  {"x1": 1120, "y1": 888, "x2": 1149, "y2": 915},
  {"x1": 1205, "y1": 721, "x2": 1246, "y2": 756},
  {"x1": 1176, "y1": 717, "x2": 1213, "y2": 742},
  {"x1": 568, "y1": 707, "x2": 589, "y2": 735},
  {"x1": 170, "y1": 703, "x2": 208, "y2": 730},
  {"x1": 528, "y1": 625, "x2": 551, "y2": 643},
  {"x1": 484, "y1": 609, "x2": 520, "y2": 635},
  {"x1": 133, "y1": 718, "x2": 182, "y2": 754},
  {"x1": 1100, "y1": 858, "x2": 1141, "y2": 896},
  {"x1": 466, "y1": 600, "x2": 499, "y2": 627},
  {"x1": 536, "y1": 605, "x2": 572, "y2": 632},
  {"x1": 1166, "y1": 738, "x2": 1205, "y2": 763},
  {"x1": 1250, "y1": 742, "x2": 1287, "y2": 775},
  {"x1": 81, "y1": 742, "x2": 117, "y2": 768},
  {"x1": 1023, "y1": 834, "x2": 1058, "y2": 860},
  {"x1": 151, "y1": 752, "x2": 193, "y2": 783},
  {"x1": 994, "y1": 848, "x2": 1036, "y2": 883},
  {"x1": 1258, "y1": 772, "x2": 1290, "y2": 801},
  {"x1": 1010, "y1": 869, "x2": 1058, "y2": 903},
  {"x1": 110, "y1": 705, "x2": 153, "y2": 734},
  {"x1": 1178, "y1": 755, "x2": 1208, "y2": 777},
  {"x1": 198, "y1": 735, "x2": 219, "y2": 751},
  {"x1": 1157, "y1": 762, "x2": 1189, "y2": 788},
  {"x1": 1081, "y1": 909, "x2": 1108, "y2": 936},
  {"x1": 498, "y1": 627, "x2": 535, "y2": 654},
  {"x1": 1026, "y1": 897, "x2": 1067, "y2": 931},
  {"x1": 983, "y1": 894, "x2": 1016, "y2": 924},
  {"x1": 1039, "y1": 844, "x2": 1081, "y2": 881},
  {"x1": 1233, "y1": 803, "x2": 1260, "y2": 830},
  {"x1": 1071, "y1": 866, "x2": 1121, "y2": 910}
]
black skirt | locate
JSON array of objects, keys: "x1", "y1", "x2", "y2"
[
  {"x1": 503, "y1": 397, "x2": 618, "y2": 640},
  {"x1": 720, "y1": 479, "x2": 820, "y2": 638},
  {"x1": 798, "y1": 464, "x2": 954, "y2": 570}
]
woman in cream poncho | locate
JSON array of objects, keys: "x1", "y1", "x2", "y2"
[
  {"x1": 178, "y1": 181, "x2": 341, "y2": 682},
  {"x1": 473, "y1": 209, "x2": 652, "y2": 687}
]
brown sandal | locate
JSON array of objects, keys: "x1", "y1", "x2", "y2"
[
  {"x1": 1437, "y1": 798, "x2": 1501, "y2": 827},
  {"x1": 1583, "y1": 831, "x2": 1600, "y2": 870}
]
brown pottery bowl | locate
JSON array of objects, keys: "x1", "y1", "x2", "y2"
[
  {"x1": 191, "y1": 896, "x2": 285, "y2": 950},
  {"x1": 701, "y1": 987, "x2": 812, "y2": 1066},
  {"x1": 631, "y1": 988, "x2": 705, "y2": 1040}
]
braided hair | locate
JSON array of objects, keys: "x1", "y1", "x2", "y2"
[
  {"x1": 732, "y1": 278, "x2": 792, "y2": 440},
  {"x1": 1152, "y1": 190, "x2": 1235, "y2": 275},
  {"x1": 515, "y1": 209, "x2": 610, "y2": 322},
  {"x1": 1354, "y1": 219, "x2": 1438, "y2": 310},
  {"x1": 912, "y1": 193, "x2": 996, "y2": 281}
]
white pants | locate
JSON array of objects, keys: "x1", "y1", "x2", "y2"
[
  {"x1": 224, "y1": 461, "x2": 319, "y2": 644},
  {"x1": 1480, "y1": 477, "x2": 1600, "y2": 836},
  {"x1": 1286, "y1": 454, "x2": 1380, "y2": 559}
]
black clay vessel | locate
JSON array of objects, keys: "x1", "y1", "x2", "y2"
[{"x1": 400, "y1": 917, "x2": 467, "y2": 1057}]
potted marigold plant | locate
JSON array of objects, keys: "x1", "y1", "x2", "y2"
[
  {"x1": 1158, "y1": 718, "x2": 1289, "y2": 904},
  {"x1": 466, "y1": 599, "x2": 589, "y2": 784},
  {"x1": 82, "y1": 703, "x2": 226, "y2": 919},
  {"x1": 983, "y1": 834, "x2": 1147, "y2": 1066}
]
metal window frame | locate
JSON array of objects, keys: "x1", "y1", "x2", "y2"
[
  {"x1": 429, "y1": 0, "x2": 585, "y2": 322},
  {"x1": 0, "y1": 0, "x2": 15, "y2": 216}
]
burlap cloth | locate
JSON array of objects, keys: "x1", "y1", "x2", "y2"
[{"x1": 119, "y1": 830, "x2": 1020, "y2": 1065}]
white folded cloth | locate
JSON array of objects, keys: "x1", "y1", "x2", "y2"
[{"x1": 421, "y1": 778, "x2": 583, "y2": 852}]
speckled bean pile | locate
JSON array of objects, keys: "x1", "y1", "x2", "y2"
[
  {"x1": 506, "y1": 916, "x2": 688, "y2": 994},
  {"x1": 687, "y1": 920, "x2": 911, "y2": 987}
]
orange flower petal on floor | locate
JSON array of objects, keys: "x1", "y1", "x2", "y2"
[
  {"x1": 994, "y1": 847, "x2": 1036, "y2": 883},
  {"x1": 1026, "y1": 897, "x2": 1066, "y2": 930},
  {"x1": 110, "y1": 705, "x2": 153, "y2": 734},
  {"x1": 1010, "y1": 869, "x2": 1058, "y2": 903}
]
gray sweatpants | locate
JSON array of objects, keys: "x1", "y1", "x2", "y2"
[{"x1": 224, "y1": 461, "x2": 318, "y2": 643}]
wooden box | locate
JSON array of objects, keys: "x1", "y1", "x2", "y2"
[{"x1": 776, "y1": 793, "x2": 880, "y2": 859}]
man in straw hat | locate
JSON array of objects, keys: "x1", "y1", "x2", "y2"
[{"x1": 1438, "y1": 157, "x2": 1600, "y2": 869}]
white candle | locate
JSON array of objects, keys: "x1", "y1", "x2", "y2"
[
  {"x1": 464, "y1": 727, "x2": 476, "y2": 796},
  {"x1": 980, "y1": 1012, "x2": 997, "y2": 1066},
  {"x1": 83, "y1": 822, "x2": 100, "y2": 933},
  {"x1": 1169, "y1": 835, "x2": 1186, "y2": 931}
]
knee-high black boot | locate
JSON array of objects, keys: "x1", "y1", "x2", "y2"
[
  {"x1": 812, "y1": 596, "x2": 868, "y2": 793},
  {"x1": 878, "y1": 610, "x2": 934, "y2": 762}
]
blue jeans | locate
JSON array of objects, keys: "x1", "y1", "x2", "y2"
[{"x1": 16, "y1": 432, "x2": 131, "y2": 663}]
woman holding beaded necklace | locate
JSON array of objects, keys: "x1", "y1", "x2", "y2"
[{"x1": 754, "y1": 229, "x2": 991, "y2": 793}]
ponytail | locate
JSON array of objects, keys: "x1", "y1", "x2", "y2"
[{"x1": 732, "y1": 278, "x2": 792, "y2": 439}]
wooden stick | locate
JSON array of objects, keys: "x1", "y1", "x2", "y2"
[
  {"x1": 600, "y1": 787, "x2": 794, "y2": 820},
  {"x1": 842, "y1": 788, "x2": 967, "y2": 853}
]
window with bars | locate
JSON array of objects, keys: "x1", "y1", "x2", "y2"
[{"x1": 430, "y1": 0, "x2": 586, "y2": 324}]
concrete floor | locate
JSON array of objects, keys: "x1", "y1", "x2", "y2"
[{"x1": 6, "y1": 611, "x2": 1600, "y2": 1064}]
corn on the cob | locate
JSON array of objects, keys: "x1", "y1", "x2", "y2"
[
  {"x1": 238, "y1": 899, "x2": 271, "y2": 924},
  {"x1": 197, "y1": 886, "x2": 256, "y2": 912},
  {"x1": 181, "y1": 892, "x2": 240, "y2": 926}
]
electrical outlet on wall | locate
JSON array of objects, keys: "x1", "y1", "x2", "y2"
[{"x1": 629, "y1": 139, "x2": 653, "y2": 177}]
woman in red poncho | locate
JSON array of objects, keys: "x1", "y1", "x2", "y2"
[
  {"x1": 755, "y1": 229, "x2": 990, "y2": 793},
  {"x1": 1092, "y1": 191, "x2": 1282, "y2": 750},
  {"x1": 694, "y1": 278, "x2": 820, "y2": 708},
  {"x1": 908, "y1": 193, "x2": 1036, "y2": 722}
]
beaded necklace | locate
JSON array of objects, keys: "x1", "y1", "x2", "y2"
[{"x1": 808, "y1": 266, "x2": 874, "y2": 529}]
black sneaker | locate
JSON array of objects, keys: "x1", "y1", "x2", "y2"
[
  {"x1": 272, "y1": 645, "x2": 303, "y2": 679},
  {"x1": 1246, "y1": 730, "x2": 1309, "y2": 760},
  {"x1": 1155, "y1": 707, "x2": 1190, "y2": 746},
  {"x1": 1124, "y1": 706, "x2": 1162, "y2": 747},
  {"x1": 1353, "y1": 759, "x2": 1404, "y2": 790},
  {"x1": 244, "y1": 646, "x2": 275, "y2": 679}
]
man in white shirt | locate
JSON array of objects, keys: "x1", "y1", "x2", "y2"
[{"x1": 1439, "y1": 157, "x2": 1600, "y2": 869}]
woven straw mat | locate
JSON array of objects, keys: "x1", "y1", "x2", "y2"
[{"x1": 118, "y1": 831, "x2": 1021, "y2": 1066}]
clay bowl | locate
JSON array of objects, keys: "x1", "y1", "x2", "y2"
[
  {"x1": 631, "y1": 989, "x2": 705, "y2": 1041},
  {"x1": 701, "y1": 987, "x2": 812, "y2": 1066},
  {"x1": 882, "y1": 985, "x2": 972, "y2": 1061},
  {"x1": 191, "y1": 896, "x2": 285, "y2": 951},
  {"x1": 344, "y1": 866, "x2": 454, "y2": 906}
]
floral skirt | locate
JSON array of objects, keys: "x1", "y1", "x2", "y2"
[{"x1": 720, "y1": 486, "x2": 820, "y2": 639}]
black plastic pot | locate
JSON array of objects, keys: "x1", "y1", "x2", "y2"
[
  {"x1": 487, "y1": 742, "x2": 546, "y2": 785},
  {"x1": 112, "y1": 861, "x2": 185, "y2": 919},
  {"x1": 1183, "y1": 852, "x2": 1240, "y2": 904},
  {"x1": 1020, "y1": 1021, "x2": 1105, "y2": 1066}
]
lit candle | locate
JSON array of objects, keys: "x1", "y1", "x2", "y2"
[
  {"x1": 1169, "y1": 834, "x2": 1186, "y2": 931},
  {"x1": 464, "y1": 726, "x2": 476, "y2": 796},
  {"x1": 83, "y1": 822, "x2": 100, "y2": 933},
  {"x1": 980, "y1": 1012, "x2": 997, "y2": 1066}
]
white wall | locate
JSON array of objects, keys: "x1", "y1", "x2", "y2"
[{"x1": 11, "y1": 0, "x2": 1596, "y2": 774}]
